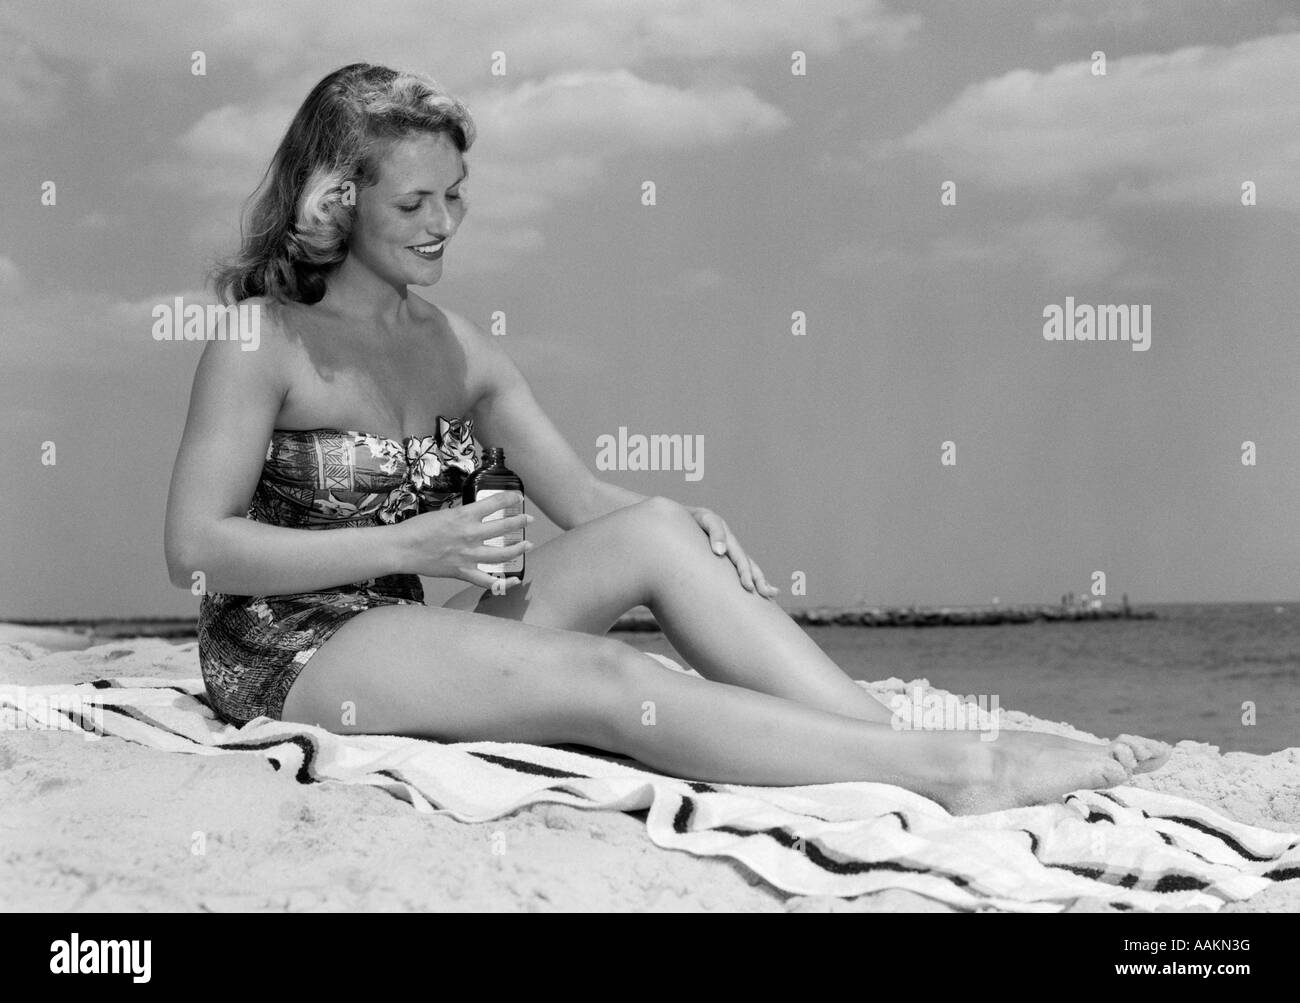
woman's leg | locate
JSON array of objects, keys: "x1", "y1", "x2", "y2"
[
  {"x1": 279, "y1": 602, "x2": 1138, "y2": 813},
  {"x1": 448, "y1": 496, "x2": 896, "y2": 722}
]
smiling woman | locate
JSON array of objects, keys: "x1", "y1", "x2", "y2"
[
  {"x1": 163, "y1": 61, "x2": 1170, "y2": 814},
  {"x1": 210, "y1": 65, "x2": 475, "y2": 305}
]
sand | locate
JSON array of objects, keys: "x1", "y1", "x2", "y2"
[{"x1": 1, "y1": 628, "x2": 1297, "y2": 913}]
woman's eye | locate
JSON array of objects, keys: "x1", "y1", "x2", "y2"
[
  {"x1": 398, "y1": 203, "x2": 420, "y2": 213},
  {"x1": 448, "y1": 191, "x2": 463, "y2": 201}
]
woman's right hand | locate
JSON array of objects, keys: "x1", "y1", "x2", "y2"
[{"x1": 395, "y1": 492, "x2": 535, "y2": 590}]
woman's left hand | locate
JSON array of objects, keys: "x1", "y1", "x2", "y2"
[{"x1": 685, "y1": 506, "x2": 780, "y2": 599}]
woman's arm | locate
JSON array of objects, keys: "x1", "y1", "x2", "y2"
[
  {"x1": 163, "y1": 314, "x2": 408, "y2": 595},
  {"x1": 447, "y1": 310, "x2": 776, "y2": 595},
  {"x1": 576, "y1": 479, "x2": 649, "y2": 523},
  {"x1": 451, "y1": 309, "x2": 646, "y2": 530}
]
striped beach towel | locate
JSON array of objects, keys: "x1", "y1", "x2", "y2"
[{"x1": 3, "y1": 657, "x2": 1296, "y2": 913}]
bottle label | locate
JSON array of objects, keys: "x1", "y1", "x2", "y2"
[{"x1": 475, "y1": 488, "x2": 525, "y2": 574}]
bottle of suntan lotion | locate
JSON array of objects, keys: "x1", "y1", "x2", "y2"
[{"x1": 463, "y1": 447, "x2": 526, "y2": 580}]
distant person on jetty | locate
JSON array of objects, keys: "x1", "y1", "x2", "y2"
[{"x1": 164, "y1": 63, "x2": 1169, "y2": 815}]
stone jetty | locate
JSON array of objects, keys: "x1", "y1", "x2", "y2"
[
  {"x1": 609, "y1": 602, "x2": 1156, "y2": 631},
  {"x1": 5, "y1": 602, "x2": 1157, "y2": 639}
]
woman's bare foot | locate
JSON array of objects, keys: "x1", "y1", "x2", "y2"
[
  {"x1": 1111, "y1": 733, "x2": 1173, "y2": 774},
  {"x1": 929, "y1": 729, "x2": 1168, "y2": 816}
]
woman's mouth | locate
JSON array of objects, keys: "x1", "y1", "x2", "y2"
[{"x1": 408, "y1": 240, "x2": 445, "y2": 260}]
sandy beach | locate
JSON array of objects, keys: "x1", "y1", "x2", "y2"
[{"x1": 2, "y1": 626, "x2": 1297, "y2": 913}]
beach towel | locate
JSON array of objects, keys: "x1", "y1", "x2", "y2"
[{"x1": 3, "y1": 656, "x2": 1297, "y2": 913}]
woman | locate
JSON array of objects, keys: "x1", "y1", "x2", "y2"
[{"x1": 164, "y1": 63, "x2": 1168, "y2": 815}]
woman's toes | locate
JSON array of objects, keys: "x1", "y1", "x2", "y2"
[
  {"x1": 1133, "y1": 748, "x2": 1171, "y2": 774},
  {"x1": 1109, "y1": 741, "x2": 1138, "y2": 772},
  {"x1": 1098, "y1": 756, "x2": 1128, "y2": 786},
  {"x1": 1115, "y1": 734, "x2": 1172, "y2": 774}
]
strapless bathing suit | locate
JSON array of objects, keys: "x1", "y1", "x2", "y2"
[{"x1": 197, "y1": 416, "x2": 483, "y2": 725}]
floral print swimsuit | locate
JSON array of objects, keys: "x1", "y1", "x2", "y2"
[{"x1": 197, "y1": 416, "x2": 483, "y2": 725}]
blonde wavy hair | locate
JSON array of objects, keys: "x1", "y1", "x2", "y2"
[{"x1": 210, "y1": 62, "x2": 476, "y2": 305}]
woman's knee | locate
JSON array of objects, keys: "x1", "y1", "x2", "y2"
[
  {"x1": 631, "y1": 494, "x2": 695, "y2": 527},
  {"x1": 613, "y1": 496, "x2": 703, "y2": 563},
  {"x1": 586, "y1": 638, "x2": 686, "y2": 749}
]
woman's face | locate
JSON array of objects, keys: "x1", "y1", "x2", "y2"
[{"x1": 348, "y1": 131, "x2": 468, "y2": 288}]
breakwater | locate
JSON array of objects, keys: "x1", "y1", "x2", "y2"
[
  {"x1": 610, "y1": 602, "x2": 1156, "y2": 631},
  {"x1": 3, "y1": 603, "x2": 1157, "y2": 640}
]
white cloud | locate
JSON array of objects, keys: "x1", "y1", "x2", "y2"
[
  {"x1": 144, "y1": 67, "x2": 789, "y2": 277},
  {"x1": 878, "y1": 32, "x2": 1300, "y2": 209},
  {"x1": 0, "y1": 0, "x2": 918, "y2": 85},
  {"x1": 152, "y1": 68, "x2": 788, "y2": 203},
  {"x1": 176, "y1": 102, "x2": 295, "y2": 166},
  {"x1": 462, "y1": 69, "x2": 789, "y2": 225},
  {"x1": 470, "y1": 69, "x2": 789, "y2": 157},
  {"x1": 7, "y1": 0, "x2": 878, "y2": 273},
  {"x1": 142, "y1": 101, "x2": 295, "y2": 199}
]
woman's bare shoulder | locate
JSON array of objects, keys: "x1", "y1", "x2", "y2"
[
  {"x1": 408, "y1": 291, "x2": 496, "y2": 380},
  {"x1": 414, "y1": 293, "x2": 501, "y2": 352},
  {"x1": 193, "y1": 295, "x2": 295, "y2": 395},
  {"x1": 407, "y1": 290, "x2": 459, "y2": 332}
]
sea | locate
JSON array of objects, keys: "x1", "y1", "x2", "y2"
[
  {"x1": 639, "y1": 602, "x2": 1299, "y2": 754},
  {"x1": 13, "y1": 602, "x2": 1297, "y2": 755}
]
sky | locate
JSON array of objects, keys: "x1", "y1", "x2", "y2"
[{"x1": 2, "y1": 0, "x2": 1298, "y2": 619}]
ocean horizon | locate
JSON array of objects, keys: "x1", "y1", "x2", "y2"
[
  {"x1": 4, "y1": 601, "x2": 1294, "y2": 756},
  {"x1": 640, "y1": 601, "x2": 1298, "y2": 757}
]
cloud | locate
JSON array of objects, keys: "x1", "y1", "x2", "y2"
[
  {"x1": 1032, "y1": 0, "x2": 1167, "y2": 34},
  {"x1": 462, "y1": 69, "x2": 789, "y2": 223},
  {"x1": 175, "y1": 102, "x2": 295, "y2": 167},
  {"x1": 143, "y1": 67, "x2": 790, "y2": 276},
  {"x1": 820, "y1": 213, "x2": 1147, "y2": 286},
  {"x1": 946, "y1": 214, "x2": 1150, "y2": 285},
  {"x1": 454, "y1": 70, "x2": 788, "y2": 270},
  {"x1": 0, "y1": 0, "x2": 919, "y2": 90},
  {"x1": 141, "y1": 101, "x2": 295, "y2": 200},
  {"x1": 0, "y1": 285, "x2": 214, "y2": 381},
  {"x1": 106, "y1": 288, "x2": 216, "y2": 331},
  {"x1": 470, "y1": 69, "x2": 789, "y2": 158},
  {"x1": 8, "y1": 0, "x2": 882, "y2": 273},
  {"x1": 1030, "y1": 0, "x2": 1270, "y2": 36},
  {"x1": 877, "y1": 32, "x2": 1300, "y2": 209},
  {"x1": 0, "y1": 36, "x2": 65, "y2": 124},
  {"x1": 151, "y1": 68, "x2": 788, "y2": 200},
  {"x1": 537, "y1": 0, "x2": 921, "y2": 61}
]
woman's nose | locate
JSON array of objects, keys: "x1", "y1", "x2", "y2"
[{"x1": 425, "y1": 201, "x2": 457, "y2": 232}]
